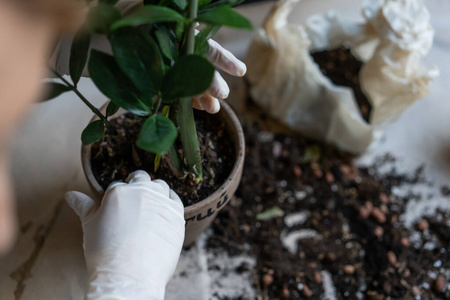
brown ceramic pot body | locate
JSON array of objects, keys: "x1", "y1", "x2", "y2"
[{"x1": 81, "y1": 100, "x2": 245, "y2": 246}]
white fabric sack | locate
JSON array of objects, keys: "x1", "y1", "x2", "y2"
[{"x1": 246, "y1": 0, "x2": 439, "y2": 153}]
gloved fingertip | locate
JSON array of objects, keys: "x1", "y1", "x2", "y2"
[
  {"x1": 106, "y1": 181, "x2": 126, "y2": 191},
  {"x1": 192, "y1": 98, "x2": 205, "y2": 111},
  {"x1": 126, "y1": 170, "x2": 151, "y2": 184},
  {"x1": 65, "y1": 191, "x2": 97, "y2": 219},
  {"x1": 64, "y1": 191, "x2": 82, "y2": 206},
  {"x1": 152, "y1": 179, "x2": 171, "y2": 195},
  {"x1": 214, "y1": 73, "x2": 230, "y2": 99},
  {"x1": 236, "y1": 60, "x2": 247, "y2": 77},
  {"x1": 169, "y1": 189, "x2": 182, "y2": 201},
  {"x1": 169, "y1": 189, "x2": 185, "y2": 215},
  {"x1": 208, "y1": 98, "x2": 221, "y2": 114}
]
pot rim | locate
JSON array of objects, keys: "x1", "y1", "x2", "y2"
[{"x1": 81, "y1": 100, "x2": 245, "y2": 214}]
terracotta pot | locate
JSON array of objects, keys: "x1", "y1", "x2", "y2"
[{"x1": 81, "y1": 100, "x2": 245, "y2": 246}]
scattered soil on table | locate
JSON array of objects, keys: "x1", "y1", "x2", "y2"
[
  {"x1": 311, "y1": 47, "x2": 372, "y2": 122},
  {"x1": 90, "y1": 110, "x2": 235, "y2": 206},
  {"x1": 207, "y1": 103, "x2": 450, "y2": 299}
]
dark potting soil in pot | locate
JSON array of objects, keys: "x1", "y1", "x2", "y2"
[
  {"x1": 311, "y1": 47, "x2": 372, "y2": 122},
  {"x1": 90, "y1": 110, "x2": 235, "y2": 206},
  {"x1": 206, "y1": 103, "x2": 449, "y2": 299}
]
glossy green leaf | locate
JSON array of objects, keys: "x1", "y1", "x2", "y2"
[
  {"x1": 199, "y1": 0, "x2": 213, "y2": 9},
  {"x1": 137, "y1": 115, "x2": 178, "y2": 155},
  {"x1": 175, "y1": 22, "x2": 185, "y2": 42},
  {"x1": 106, "y1": 101, "x2": 120, "y2": 117},
  {"x1": 160, "y1": 0, "x2": 188, "y2": 10},
  {"x1": 155, "y1": 27, "x2": 178, "y2": 61},
  {"x1": 70, "y1": 27, "x2": 91, "y2": 85},
  {"x1": 201, "y1": 0, "x2": 244, "y2": 11},
  {"x1": 173, "y1": 0, "x2": 188, "y2": 10},
  {"x1": 86, "y1": 3, "x2": 121, "y2": 34},
  {"x1": 43, "y1": 82, "x2": 71, "y2": 101},
  {"x1": 111, "y1": 28, "x2": 164, "y2": 101},
  {"x1": 81, "y1": 120, "x2": 105, "y2": 145},
  {"x1": 194, "y1": 24, "x2": 221, "y2": 56},
  {"x1": 88, "y1": 50, "x2": 151, "y2": 116},
  {"x1": 161, "y1": 55, "x2": 214, "y2": 102},
  {"x1": 111, "y1": 6, "x2": 186, "y2": 30},
  {"x1": 197, "y1": 6, "x2": 252, "y2": 29}
]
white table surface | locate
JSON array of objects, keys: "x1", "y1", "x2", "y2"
[{"x1": 1, "y1": 0, "x2": 449, "y2": 299}]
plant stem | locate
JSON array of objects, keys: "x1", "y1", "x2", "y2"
[
  {"x1": 175, "y1": 0, "x2": 203, "y2": 183},
  {"x1": 51, "y1": 70, "x2": 115, "y2": 131},
  {"x1": 154, "y1": 94, "x2": 162, "y2": 114},
  {"x1": 167, "y1": 145, "x2": 184, "y2": 178},
  {"x1": 185, "y1": 0, "x2": 198, "y2": 54}
]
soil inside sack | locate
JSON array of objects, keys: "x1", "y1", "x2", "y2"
[
  {"x1": 311, "y1": 47, "x2": 372, "y2": 122},
  {"x1": 90, "y1": 110, "x2": 235, "y2": 206}
]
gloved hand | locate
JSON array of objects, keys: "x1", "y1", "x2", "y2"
[
  {"x1": 50, "y1": 0, "x2": 246, "y2": 114},
  {"x1": 191, "y1": 37, "x2": 247, "y2": 114},
  {"x1": 65, "y1": 171, "x2": 185, "y2": 300}
]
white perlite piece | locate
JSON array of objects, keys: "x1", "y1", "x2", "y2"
[
  {"x1": 281, "y1": 229, "x2": 322, "y2": 254},
  {"x1": 284, "y1": 212, "x2": 308, "y2": 227},
  {"x1": 321, "y1": 270, "x2": 338, "y2": 300},
  {"x1": 246, "y1": 0, "x2": 438, "y2": 153}
]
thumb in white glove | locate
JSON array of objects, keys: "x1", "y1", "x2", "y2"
[{"x1": 65, "y1": 171, "x2": 185, "y2": 300}]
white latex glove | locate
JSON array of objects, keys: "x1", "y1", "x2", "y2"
[
  {"x1": 65, "y1": 171, "x2": 185, "y2": 300},
  {"x1": 50, "y1": 0, "x2": 247, "y2": 114},
  {"x1": 191, "y1": 38, "x2": 247, "y2": 114}
]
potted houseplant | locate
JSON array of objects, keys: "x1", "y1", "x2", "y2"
[{"x1": 46, "y1": 0, "x2": 251, "y2": 245}]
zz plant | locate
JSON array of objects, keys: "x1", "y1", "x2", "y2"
[{"x1": 47, "y1": 0, "x2": 251, "y2": 185}]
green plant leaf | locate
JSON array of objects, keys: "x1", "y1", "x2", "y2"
[
  {"x1": 199, "y1": 0, "x2": 213, "y2": 9},
  {"x1": 155, "y1": 27, "x2": 178, "y2": 61},
  {"x1": 70, "y1": 27, "x2": 91, "y2": 86},
  {"x1": 153, "y1": 105, "x2": 171, "y2": 172},
  {"x1": 175, "y1": 22, "x2": 185, "y2": 42},
  {"x1": 158, "y1": 0, "x2": 188, "y2": 11},
  {"x1": 86, "y1": 3, "x2": 121, "y2": 34},
  {"x1": 154, "y1": 154, "x2": 162, "y2": 172},
  {"x1": 172, "y1": 0, "x2": 188, "y2": 10},
  {"x1": 256, "y1": 206, "x2": 285, "y2": 221},
  {"x1": 81, "y1": 120, "x2": 105, "y2": 145},
  {"x1": 137, "y1": 115, "x2": 178, "y2": 155},
  {"x1": 301, "y1": 145, "x2": 321, "y2": 163},
  {"x1": 106, "y1": 101, "x2": 120, "y2": 117},
  {"x1": 43, "y1": 82, "x2": 71, "y2": 101},
  {"x1": 197, "y1": 6, "x2": 252, "y2": 29},
  {"x1": 194, "y1": 24, "x2": 221, "y2": 56},
  {"x1": 162, "y1": 105, "x2": 170, "y2": 117},
  {"x1": 201, "y1": 0, "x2": 244, "y2": 11},
  {"x1": 161, "y1": 55, "x2": 214, "y2": 102},
  {"x1": 111, "y1": 28, "x2": 164, "y2": 101},
  {"x1": 88, "y1": 50, "x2": 151, "y2": 116},
  {"x1": 111, "y1": 5, "x2": 186, "y2": 30}
]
